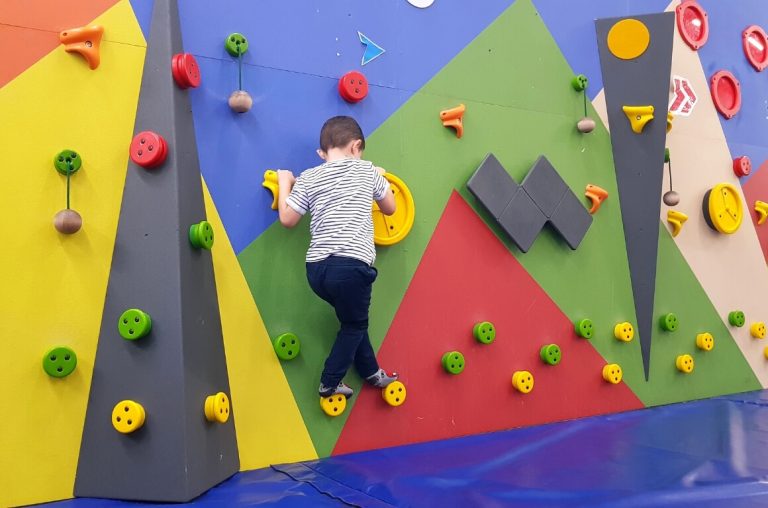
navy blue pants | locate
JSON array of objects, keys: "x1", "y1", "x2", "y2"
[{"x1": 306, "y1": 256, "x2": 380, "y2": 387}]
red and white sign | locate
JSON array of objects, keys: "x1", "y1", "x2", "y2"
[{"x1": 669, "y1": 75, "x2": 698, "y2": 117}]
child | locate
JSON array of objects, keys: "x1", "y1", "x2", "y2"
[{"x1": 276, "y1": 116, "x2": 399, "y2": 398}]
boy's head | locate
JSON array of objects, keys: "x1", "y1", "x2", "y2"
[{"x1": 318, "y1": 116, "x2": 365, "y2": 160}]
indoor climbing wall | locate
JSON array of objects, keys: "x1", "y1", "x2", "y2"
[{"x1": 3, "y1": 0, "x2": 768, "y2": 506}]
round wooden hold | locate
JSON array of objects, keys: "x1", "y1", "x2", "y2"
[
  {"x1": 229, "y1": 90, "x2": 253, "y2": 113},
  {"x1": 663, "y1": 191, "x2": 680, "y2": 206},
  {"x1": 54, "y1": 209, "x2": 82, "y2": 234},
  {"x1": 577, "y1": 117, "x2": 596, "y2": 133}
]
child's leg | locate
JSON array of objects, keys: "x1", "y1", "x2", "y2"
[{"x1": 352, "y1": 332, "x2": 378, "y2": 379}]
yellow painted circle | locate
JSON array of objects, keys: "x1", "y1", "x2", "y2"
[
  {"x1": 607, "y1": 19, "x2": 651, "y2": 60},
  {"x1": 602, "y1": 364, "x2": 623, "y2": 384},
  {"x1": 373, "y1": 173, "x2": 415, "y2": 246},
  {"x1": 320, "y1": 394, "x2": 347, "y2": 416},
  {"x1": 381, "y1": 381, "x2": 407, "y2": 407},
  {"x1": 204, "y1": 392, "x2": 231, "y2": 423},
  {"x1": 511, "y1": 370, "x2": 534, "y2": 394},
  {"x1": 112, "y1": 400, "x2": 146, "y2": 434},
  {"x1": 706, "y1": 183, "x2": 743, "y2": 234}
]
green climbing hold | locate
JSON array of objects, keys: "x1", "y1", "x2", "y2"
[
  {"x1": 539, "y1": 344, "x2": 562, "y2": 365},
  {"x1": 54, "y1": 149, "x2": 82, "y2": 175},
  {"x1": 571, "y1": 74, "x2": 588, "y2": 91},
  {"x1": 189, "y1": 221, "x2": 214, "y2": 250},
  {"x1": 473, "y1": 321, "x2": 496, "y2": 344},
  {"x1": 42, "y1": 346, "x2": 78, "y2": 378},
  {"x1": 574, "y1": 318, "x2": 594, "y2": 339},
  {"x1": 118, "y1": 308, "x2": 152, "y2": 340},
  {"x1": 441, "y1": 351, "x2": 465, "y2": 375},
  {"x1": 728, "y1": 310, "x2": 746, "y2": 327},
  {"x1": 225, "y1": 33, "x2": 249, "y2": 57},
  {"x1": 659, "y1": 312, "x2": 679, "y2": 332},
  {"x1": 273, "y1": 333, "x2": 300, "y2": 360}
]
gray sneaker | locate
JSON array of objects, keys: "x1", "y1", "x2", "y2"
[
  {"x1": 365, "y1": 369, "x2": 399, "y2": 388},
  {"x1": 319, "y1": 382, "x2": 354, "y2": 398}
]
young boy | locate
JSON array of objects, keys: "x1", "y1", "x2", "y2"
[{"x1": 276, "y1": 116, "x2": 399, "y2": 398}]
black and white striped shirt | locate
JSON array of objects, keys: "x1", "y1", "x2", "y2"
[{"x1": 286, "y1": 158, "x2": 390, "y2": 265}]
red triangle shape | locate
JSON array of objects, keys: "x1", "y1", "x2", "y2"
[{"x1": 334, "y1": 192, "x2": 644, "y2": 455}]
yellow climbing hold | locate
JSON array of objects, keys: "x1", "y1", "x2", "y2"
[
  {"x1": 667, "y1": 210, "x2": 688, "y2": 237},
  {"x1": 607, "y1": 19, "x2": 651, "y2": 60},
  {"x1": 623, "y1": 105, "x2": 655, "y2": 134}
]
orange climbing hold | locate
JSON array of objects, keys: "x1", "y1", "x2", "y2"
[
  {"x1": 440, "y1": 104, "x2": 465, "y2": 139},
  {"x1": 585, "y1": 184, "x2": 609, "y2": 214},
  {"x1": 59, "y1": 25, "x2": 104, "y2": 70}
]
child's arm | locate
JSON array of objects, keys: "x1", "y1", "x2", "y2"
[
  {"x1": 373, "y1": 167, "x2": 396, "y2": 216},
  {"x1": 277, "y1": 170, "x2": 303, "y2": 228}
]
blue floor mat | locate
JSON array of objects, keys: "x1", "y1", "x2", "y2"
[{"x1": 41, "y1": 390, "x2": 768, "y2": 507}]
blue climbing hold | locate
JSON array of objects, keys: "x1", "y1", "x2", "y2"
[{"x1": 358, "y1": 31, "x2": 385, "y2": 66}]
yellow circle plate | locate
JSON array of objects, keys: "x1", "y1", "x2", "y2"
[
  {"x1": 373, "y1": 173, "x2": 415, "y2": 246},
  {"x1": 706, "y1": 183, "x2": 743, "y2": 234},
  {"x1": 607, "y1": 19, "x2": 650, "y2": 60}
]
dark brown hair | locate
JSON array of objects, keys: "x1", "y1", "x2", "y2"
[{"x1": 319, "y1": 116, "x2": 365, "y2": 152}]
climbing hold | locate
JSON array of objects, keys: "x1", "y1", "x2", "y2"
[
  {"x1": 407, "y1": 0, "x2": 435, "y2": 7},
  {"x1": 696, "y1": 332, "x2": 714, "y2": 351},
  {"x1": 755, "y1": 201, "x2": 768, "y2": 225},
  {"x1": 440, "y1": 104, "x2": 465, "y2": 139},
  {"x1": 204, "y1": 392, "x2": 230, "y2": 423},
  {"x1": 728, "y1": 310, "x2": 746, "y2": 327},
  {"x1": 607, "y1": 19, "x2": 650, "y2": 60},
  {"x1": 703, "y1": 183, "x2": 743, "y2": 234},
  {"x1": 665, "y1": 148, "x2": 671, "y2": 163},
  {"x1": 511, "y1": 371, "x2": 534, "y2": 394},
  {"x1": 666, "y1": 112, "x2": 674, "y2": 133},
  {"x1": 228, "y1": 90, "x2": 253, "y2": 113},
  {"x1": 577, "y1": 118, "x2": 596, "y2": 133},
  {"x1": 614, "y1": 322, "x2": 634, "y2": 342},
  {"x1": 574, "y1": 318, "x2": 594, "y2": 339},
  {"x1": 764, "y1": 347, "x2": 768, "y2": 360},
  {"x1": 42, "y1": 346, "x2": 77, "y2": 378},
  {"x1": 602, "y1": 363, "x2": 623, "y2": 384},
  {"x1": 358, "y1": 31, "x2": 385, "y2": 66},
  {"x1": 171, "y1": 53, "x2": 201, "y2": 89},
  {"x1": 622, "y1": 105, "x2": 654, "y2": 134},
  {"x1": 710, "y1": 70, "x2": 741, "y2": 119},
  {"x1": 743, "y1": 25, "x2": 768, "y2": 72},
  {"x1": 54, "y1": 150, "x2": 82, "y2": 175},
  {"x1": 675, "y1": 354, "x2": 694, "y2": 373},
  {"x1": 112, "y1": 400, "x2": 146, "y2": 434},
  {"x1": 663, "y1": 191, "x2": 680, "y2": 207},
  {"x1": 225, "y1": 33, "x2": 248, "y2": 57},
  {"x1": 585, "y1": 184, "x2": 608, "y2": 214},
  {"x1": 54, "y1": 209, "x2": 83, "y2": 235},
  {"x1": 129, "y1": 131, "x2": 168, "y2": 169},
  {"x1": 382, "y1": 381, "x2": 407, "y2": 406},
  {"x1": 320, "y1": 395, "x2": 346, "y2": 416},
  {"x1": 676, "y1": 0, "x2": 709, "y2": 51},
  {"x1": 751, "y1": 322, "x2": 766, "y2": 339},
  {"x1": 262, "y1": 170, "x2": 279, "y2": 210},
  {"x1": 733, "y1": 156, "x2": 752, "y2": 177},
  {"x1": 273, "y1": 333, "x2": 300, "y2": 361},
  {"x1": 59, "y1": 25, "x2": 104, "y2": 69},
  {"x1": 118, "y1": 308, "x2": 152, "y2": 340},
  {"x1": 372, "y1": 173, "x2": 415, "y2": 246},
  {"x1": 441, "y1": 351, "x2": 465, "y2": 375},
  {"x1": 659, "y1": 313, "x2": 679, "y2": 332},
  {"x1": 667, "y1": 210, "x2": 688, "y2": 238},
  {"x1": 571, "y1": 74, "x2": 589, "y2": 91},
  {"x1": 189, "y1": 220, "x2": 214, "y2": 250},
  {"x1": 473, "y1": 321, "x2": 496, "y2": 344},
  {"x1": 338, "y1": 71, "x2": 369, "y2": 103},
  {"x1": 539, "y1": 344, "x2": 562, "y2": 366}
]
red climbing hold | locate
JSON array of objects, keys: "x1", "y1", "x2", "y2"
[
  {"x1": 171, "y1": 53, "x2": 201, "y2": 89},
  {"x1": 743, "y1": 25, "x2": 768, "y2": 72},
  {"x1": 733, "y1": 156, "x2": 752, "y2": 177},
  {"x1": 129, "y1": 131, "x2": 168, "y2": 169},
  {"x1": 710, "y1": 70, "x2": 741, "y2": 120},
  {"x1": 338, "y1": 71, "x2": 369, "y2": 103},
  {"x1": 676, "y1": 0, "x2": 709, "y2": 51}
]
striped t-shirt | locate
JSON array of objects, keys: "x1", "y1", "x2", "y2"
[{"x1": 286, "y1": 158, "x2": 390, "y2": 265}]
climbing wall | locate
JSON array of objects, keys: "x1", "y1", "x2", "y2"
[{"x1": 3, "y1": 0, "x2": 768, "y2": 506}]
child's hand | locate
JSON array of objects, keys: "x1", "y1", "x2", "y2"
[
  {"x1": 277, "y1": 169, "x2": 296, "y2": 186},
  {"x1": 374, "y1": 166, "x2": 387, "y2": 176}
]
